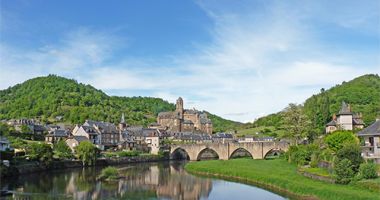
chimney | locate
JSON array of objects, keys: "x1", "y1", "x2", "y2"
[{"x1": 333, "y1": 113, "x2": 337, "y2": 120}]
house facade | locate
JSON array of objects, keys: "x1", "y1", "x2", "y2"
[
  {"x1": 357, "y1": 119, "x2": 380, "y2": 163},
  {"x1": 325, "y1": 102, "x2": 364, "y2": 133}
]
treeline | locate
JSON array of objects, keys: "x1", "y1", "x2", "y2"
[
  {"x1": 0, "y1": 75, "x2": 242, "y2": 131},
  {"x1": 249, "y1": 74, "x2": 380, "y2": 134}
]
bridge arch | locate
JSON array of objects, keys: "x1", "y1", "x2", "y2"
[
  {"x1": 229, "y1": 147, "x2": 253, "y2": 159},
  {"x1": 170, "y1": 147, "x2": 190, "y2": 160},
  {"x1": 264, "y1": 148, "x2": 284, "y2": 159},
  {"x1": 196, "y1": 147, "x2": 219, "y2": 161}
]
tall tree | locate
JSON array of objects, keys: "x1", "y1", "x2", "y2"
[
  {"x1": 75, "y1": 141, "x2": 98, "y2": 166},
  {"x1": 281, "y1": 103, "x2": 311, "y2": 145}
]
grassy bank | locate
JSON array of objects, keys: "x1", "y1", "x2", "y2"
[{"x1": 185, "y1": 159, "x2": 379, "y2": 200}]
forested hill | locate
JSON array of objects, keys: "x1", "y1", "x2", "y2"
[
  {"x1": 252, "y1": 74, "x2": 380, "y2": 132},
  {"x1": 0, "y1": 75, "x2": 243, "y2": 131}
]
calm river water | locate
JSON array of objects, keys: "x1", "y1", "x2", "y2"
[{"x1": 1, "y1": 161, "x2": 286, "y2": 200}]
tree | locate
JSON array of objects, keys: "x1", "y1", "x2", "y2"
[
  {"x1": 75, "y1": 141, "x2": 98, "y2": 166},
  {"x1": 26, "y1": 142, "x2": 53, "y2": 164},
  {"x1": 336, "y1": 143, "x2": 363, "y2": 172},
  {"x1": 358, "y1": 162, "x2": 378, "y2": 179},
  {"x1": 20, "y1": 125, "x2": 31, "y2": 134},
  {"x1": 334, "y1": 158, "x2": 354, "y2": 184},
  {"x1": 53, "y1": 140, "x2": 73, "y2": 160},
  {"x1": 281, "y1": 103, "x2": 311, "y2": 145},
  {"x1": 324, "y1": 131, "x2": 358, "y2": 152}
]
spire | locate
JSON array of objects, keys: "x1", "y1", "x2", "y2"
[{"x1": 121, "y1": 113, "x2": 125, "y2": 124}]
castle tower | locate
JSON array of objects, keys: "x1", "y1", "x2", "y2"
[{"x1": 176, "y1": 97, "x2": 184, "y2": 119}]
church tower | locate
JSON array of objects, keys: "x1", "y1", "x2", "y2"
[
  {"x1": 119, "y1": 113, "x2": 126, "y2": 130},
  {"x1": 176, "y1": 97, "x2": 184, "y2": 119}
]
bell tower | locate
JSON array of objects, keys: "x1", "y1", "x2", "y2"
[{"x1": 176, "y1": 97, "x2": 184, "y2": 119}]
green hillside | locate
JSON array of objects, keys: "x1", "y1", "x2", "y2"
[
  {"x1": 0, "y1": 75, "x2": 242, "y2": 131},
  {"x1": 246, "y1": 74, "x2": 380, "y2": 134}
]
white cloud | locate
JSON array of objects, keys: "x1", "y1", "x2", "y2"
[{"x1": 1, "y1": 1, "x2": 379, "y2": 122}]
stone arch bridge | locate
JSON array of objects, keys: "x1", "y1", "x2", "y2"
[{"x1": 170, "y1": 142, "x2": 289, "y2": 161}]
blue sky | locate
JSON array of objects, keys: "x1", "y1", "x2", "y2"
[{"x1": 1, "y1": 0, "x2": 379, "y2": 122}]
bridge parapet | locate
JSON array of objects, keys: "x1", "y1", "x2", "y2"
[{"x1": 170, "y1": 141, "x2": 289, "y2": 161}]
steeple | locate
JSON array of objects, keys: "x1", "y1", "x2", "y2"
[
  {"x1": 119, "y1": 113, "x2": 126, "y2": 131},
  {"x1": 121, "y1": 113, "x2": 125, "y2": 124}
]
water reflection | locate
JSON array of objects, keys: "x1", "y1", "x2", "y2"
[{"x1": 1, "y1": 161, "x2": 285, "y2": 200}]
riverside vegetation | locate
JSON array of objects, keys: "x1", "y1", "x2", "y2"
[
  {"x1": 185, "y1": 159, "x2": 380, "y2": 200},
  {"x1": 186, "y1": 130, "x2": 380, "y2": 200}
]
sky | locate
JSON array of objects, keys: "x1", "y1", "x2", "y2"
[{"x1": 1, "y1": 0, "x2": 379, "y2": 122}]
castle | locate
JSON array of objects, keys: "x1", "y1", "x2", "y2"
[
  {"x1": 156, "y1": 97, "x2": 213, "y2": 134},
  {"x1": 325, "y1": 102, "x2": 364, "y2": 133}
]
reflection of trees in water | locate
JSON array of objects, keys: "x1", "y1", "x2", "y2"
[{"x1": 5, "y1": 162, "x2": 212, "y2": 200}]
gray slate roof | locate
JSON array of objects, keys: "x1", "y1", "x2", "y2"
[
  {"x1": 338, "y1": 101, "x2": 352, "y2": 115},
  {"x1": 326, "y1": 120, "x2": 337, "y2": 126},
  {"x1": 357, "y1": 120, "x2": 380, "y2": 136}
]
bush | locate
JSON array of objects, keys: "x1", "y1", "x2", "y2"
[
  {"x1": 325, "y1": 131, "x2": 358, "y2": 152},
  {"x1": 53, "y1": 140, "x2": 73, "y2": 160},
  {"x1": 117, "y1": 150, "x2": 141, "y2": 157},
  {"x1": 334, "y1": 158, "x2": 355, "y2": 184},
  {"x1": 26, "y1": 142, "x2": 53, "y2": 164},
  {"x1": 99, "y1": 167, "x2": 119, "y2": 180},
  {"x1": 336, "y1": 143, "x2": 363, "y2": 172},
  {"x1": 310, "y1": 152, "x2": 320, "y2": 168},
  {"x1": 286, "y1": 144, "x2": 318, "y2": 166},
  {"x1": 358, "y1": 163, "x2": 378, "y2": 179}
]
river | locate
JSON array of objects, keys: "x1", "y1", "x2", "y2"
[{"x1": 1, "y1": 161, "x2": 286, "y2": 200}]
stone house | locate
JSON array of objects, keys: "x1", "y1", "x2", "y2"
[
  {"x1": 45, "y1": 129, "x2": 69, "y2": 144},
  {"x1": 71, "y1": 125, "x2": 100, "y2": 148},
  {"x1": 71, "y1": 120, "x2": 120, "y2": 150},
  {"x1": 325, "y1": 102, "x2": 364, "y2": 133},
  {"x1": 65, "y1": 136, "x2": 90, "y2": 152},
  {"x1": 157, "y1": 97, "x2": 213, "y2": 134},
  {"x1": 357, "y1": 119, "x2": 380, "y2": 163}
]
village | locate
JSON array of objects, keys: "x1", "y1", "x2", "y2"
[
  {"x1": 1, "y1": 98, "x2": 379, "y2": 164},
  {"x1": 0, "y1": 97, "x2": 275, "y2": 157}
]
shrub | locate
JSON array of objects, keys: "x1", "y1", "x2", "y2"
[
  {"x1": 26, "y1": 142, "x2": 53, "y2": 164},
  {"x1": 286, "y1": 144, "x2": 318, "y2": 166},
  {"x1": 325, "y1": 131, "x2": 358, "y2": 152},
  {"x1": 99, "y1": 167, "x2": 119, "y2": 180},
  {"x1": 117, "y1": 150, "x2": 141, "y2": 157},
  {"x1": 310, "y1": 152, "x2": 320, "y2": 168},
  {"x1": 53, "y1": 140, "x2": 73, "y2": 160},
  {"x1": 334, "y1": 158, "x2": 355, "y2": 184},
  {"x1": 336, "y1": 143, "x2": 363, "y2": 172},
  {"x1": 358, "y1": 163, "x2": 378, "y2": 179}
]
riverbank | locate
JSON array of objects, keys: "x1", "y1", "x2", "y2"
[
  {"x1": 2, "y1": 155, "x2": 168, "y2": 178},
  {"x1": 185, "y1": 159, "x2": 380, "y2": 200}
]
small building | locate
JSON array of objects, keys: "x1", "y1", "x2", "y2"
[
  {"x1": 326, "y1": 102, "x2": 364, "y2": 133},
  {"x1": 357, "y1": 119, "x2": 380, "y2": 163},
  {"x1": 45, "y1": 129, "x2": 69, "y2": 144},
  {"x1": 65, "y1": 136, "x2": 90, "y2": 152},
  {"x1": 212, "y1": 132, "x2": 234, "y2": 143}
]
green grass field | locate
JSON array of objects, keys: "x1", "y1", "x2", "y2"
[
  {"x1": 185, "y1": 159, "x2": 380, "y2": 200},
  {"x1": 235, "y1": 126, "x2": 286, "y2": 138}
]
